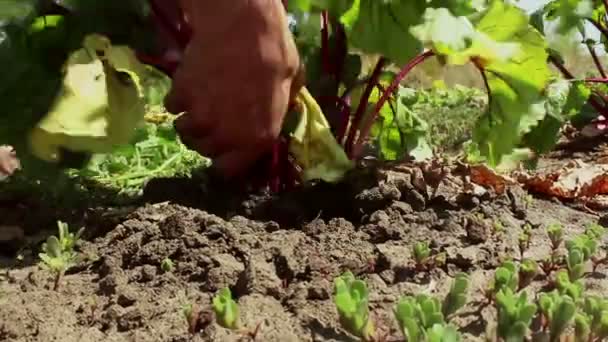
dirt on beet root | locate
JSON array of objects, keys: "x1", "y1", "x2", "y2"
[{"x1": 1, "y1": 156, "x2": 608, "y2": 342}]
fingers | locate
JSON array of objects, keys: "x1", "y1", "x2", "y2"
[{"x1": 212, "y1": 147, "x2": 266, "y2": 180}]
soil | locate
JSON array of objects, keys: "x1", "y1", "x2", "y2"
[{"x1": 1, "y1": 144, "x2": 608, "y2": 342}]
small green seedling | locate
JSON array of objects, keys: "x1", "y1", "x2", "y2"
[
  {"x1": 333, "y1": 271, "x2": 375, "y2": 341},
  {"x1": 394, "y1": 294, "x2": 449, "y2": 341},
  {"x1": 38, "y1": 220, "x2": 83, "y2": 290},
  {"x1": 161, "y1": 258, "x2": 174, "y2": 273},
  {"x1": 495, "y1": 288, "x2": 537, "y2": 341},
  {"x1": 413, "y1": 241, "x2": 432, "y2": 271},
  {"x1": 488, "y1": 261, "x2": 518, "y2": 301},
  {"x1": 555, "y1": 270, "x2": 584, "y2": 302},
  {"x1": 575, "y1": 312, "x2": 592, "y2": 341},
  {"x1": 493, "y1": 220, "x2": 505, "y2": 234},
  {"x1": 426, "y1": 323, "x2": 462, "y2": 342},
  {"x1": 212, "y1": 288, "x2": 241, "y2": 331},
  {"x1": 518, "y1": 259, "x2": 539, "y2": 290},
  {"x1": 538, "y1": 290, "x2": 576, "y2": 341},
  {"x1": 442, "y1": 273, "x2": 470, "y2": 318},
  {"x1": 566, "y1": 234, "x2": 598, "y2": 263},
  {"x1": 566, "y1": 247, "x2": 586, "y2": 281},
  {"x1": 585, "y1": 223, "x2": 605, "y2": 240},
  {"x1": 580, "y1": 296, "x2": 608, "y2": 340},
  {"x1": 547, "y1": 223, "x2": 564, "y2": 250}
]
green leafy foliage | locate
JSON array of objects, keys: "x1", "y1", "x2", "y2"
[
  {"x1": 490, "y1": 261, "x2": 519, "y2": 295},
  {"x1": 29, "y1": 33, "x2": 147, "y2": 163},
  {"x1": 370, "y1": 86, "x2": 433, "y2": 161},
  {"x1": 519, "y1": 259, "x2": 539, "y2": 289},
  {"x1": 394, "y1": 294, "x2": 459, "y2": 341},
  {"x1": 78, "y1": 119, "x2": 209, "y2": 197},
  {"x1": 442, "y1": 273, "x2": 470, "y2": 318},
  {"x1": 0, "y1": 0, "x2": 159, "y2": 195},
  {"x1": 160, "y1": 258, "x2": 173, "y2": 273},
  {"x1": 538, "y1": 290, "x2": 577, "y2": 341},
  {"x1": 523, "y1": 79, "x2": 592, "y2": 154},
  {"x1": 495, "y1": 288, "x2": 537, "y2": 341},
  {"x1": 566, "y1": 247, "x2": 586, "y2": 281},
  {"x1": 413, "y1": 241, "x2": 432, "y2": 269},
  {"x1": 555, "y1": 270, "x2": 585, "y2": 301},
  {"x1": 547, "y1": 223, "x2": 565, "y2": 249},
  {"x1": 333, "y1": 271, "x2": 375, "y2": 341},
  {"x1": 212, "y1": 288, "x2": 241, "y2": 330}
]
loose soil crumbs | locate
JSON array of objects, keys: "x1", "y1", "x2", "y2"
[{"x1": 1, "y1": 155, "x2": 607, "y2": 342}]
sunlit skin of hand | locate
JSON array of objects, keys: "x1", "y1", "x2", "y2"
[{"x1": 164, "y1": 0, "x2": 305, "y2": 180}]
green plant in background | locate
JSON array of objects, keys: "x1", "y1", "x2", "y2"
[
  {"x1": 38, "y1": 220, "x2": 83, "y2": 290},
  {"x1": 413, "y1": 241, "x2": 432, "y2": 271},
  {"x1": 538, "y1": 291, "x2": 577, "y2": 341},
  {"x1": 494, "y1": 288, "x2": 537, "y2": 342},
  {"x1": 160, "y1": 257, "x2": 173, "y2": 273},
  {"x1": 212, "y1": 287, "x2": 241, "y2": 331},
  {"x1": 333, "y1": 271, "x2": 375, "y2": 341},
  {"x1": 547, "y1": 223, "x2": 564, "y2": 250}
]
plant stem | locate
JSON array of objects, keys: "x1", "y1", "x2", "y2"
[
  {"x1": 351, "y1": 51, "x2": 434, "y2": 159},
  {"x1": 583, "y1": 77, "x2": 608, "y2": 83},
  {"x1": 586, "y1": 18, "x2": 608, "y2": 42},
  {"x1": 53, "y1": 270, "x2": 63, "y2": 291},
  {"x1": 586, "y1": 43, "x2": 607, "y2": 78},
  {"x1": 321, "y1": 11, "x2": 331, "y2": 75},
  {"x1": 344, "y1": 57, "x2": 387, "y2": 157},
  {"x1": 549, "y1": 55, "x2": 608, "y2": 117}
]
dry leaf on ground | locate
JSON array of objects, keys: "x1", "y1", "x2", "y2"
[{"x1": 515, "y1": 160, "x2": 608, "y2": 199}]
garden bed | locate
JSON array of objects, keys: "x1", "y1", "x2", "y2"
[{"x1": 1, "y1": 145, "x2": 607, "y2": 341}]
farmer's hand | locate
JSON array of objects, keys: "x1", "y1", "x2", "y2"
[{"x1": 165, "y1": 0, "x2": 303, "y2": 179}]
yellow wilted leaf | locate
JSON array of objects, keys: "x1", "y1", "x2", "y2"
[{"x1": 29, "y1": 33, "x2": 146, "y2": 162}]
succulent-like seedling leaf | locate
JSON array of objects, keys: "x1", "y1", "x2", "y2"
[
  {"x1": 492, "y1": 260, "x2": 519, "y2": 294},
  {"x1": 426, "y1": 323, "x2": 462, "y2": 342},
  {"x1": 581, "y1": 296, "x2": 608, "y2": 339},
  {"x1": 519, "y1": 259, "x2": 539, "y2": 289},
  {"x1": 575, "y1": 313, "x2": 591, "y2": 341},
  {"x1": 538, "y1": 291, "x2": 576, "y2": 341},
  {"x1": 555, "y1": 270, "x2": 584, "y2": 301},
  {"x1": 495, "y1": 288, "x2": 537, "y2": 341},
  {"x1": 212, "y1": 287, "x2": 240, "y2": 330},
  {"x1": 584, "y1": 223, "x2": 605, "y2": 240},
  {"x1": 161, "y1": 258, "x2": 174, "y2": 273},
  {"x1": 417, "y1": 294, "x2": 444, "y2": 329},
  {"x1": 546, "y1": 223, "x2": 564, "y2": 249},
  {"x1": 442, "y1": 273, "x2": 470, "y2": 318},
  {"x1": 395, "y1": 297, "x2": 422, "y2": 342},
  {"x1": 566, "y1": 248, "x2": 586, "y2": 281},
  {"x1": 333, "y1": 271, "x2": 375, "y2": 340},
  {"x1": 413, "y1": 242, "x2": 432, "y2": 267}
]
